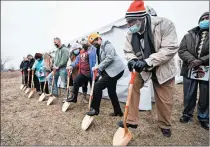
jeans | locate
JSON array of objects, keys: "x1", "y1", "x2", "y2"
[{"x1": 47, "y1": 67, "x2": 67, "y2": 97}]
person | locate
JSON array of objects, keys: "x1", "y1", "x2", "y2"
[
  {"x1": 47, "y1": 37, "x2": 69, "y2": 97},
  {"x1": 117, "y1": 0, "x2": 179, "y2": 137},
  {"x1": 65, "y1": 41, "x2": 97, "y2": 104},
  {"x1": 22, "y1": 57, "x2": 30, "y2": 86},
  {"x1": 66, "y1": 42, "x2": 90, "y2": 103},
  {"x1": 85, "y1": 33, "x2": 125, "y2": 117},
  {"x1": 27, "y1": 54, "x2": 40, "y2": 92},
  {"x1": 32, "y1": 53, "x2": 49, "y2": 95},
  {"x1": 178, "y1": 12, "x2": 209, "y2": 130},
  {"x1": 20, "y1": 57, "x2": 25, "y2": 84}
]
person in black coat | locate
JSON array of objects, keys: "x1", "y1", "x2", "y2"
[{"x1": 178, "y1": 12, "x2": 209, "y2": 130}]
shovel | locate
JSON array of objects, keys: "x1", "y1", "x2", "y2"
[
  {"x1": 62, "y1": 70, "x2": 72, "y2": 112},
  {"x1": 28, "y1": 70, "x2": 36, "y2": 98},
  {"x1": 81, "y1": 70, "x2": 98, "y2": 131},
  {"x1": 20, "y1": 71, "x2": 25, "y2": 90},
  {"x1": 113, "y1": 71, "x2": 137, "y2": 146},
  {"x1": 25, "y1": 70, "x2": 31, "y2": 94},
  {"x1": 39, "y1": 72, "x2": 49, "y2": 102},
  {"x1": 47, "y1": 69, "x2": 56, "y2": 105}
]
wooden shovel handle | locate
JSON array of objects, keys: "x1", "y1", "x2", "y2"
[
  {"x1": 88, "y1": 70, "x2": 98, "y2": 110},
  {"x1": 123, "y1": 71, "x2": 137, "y2": 133}
]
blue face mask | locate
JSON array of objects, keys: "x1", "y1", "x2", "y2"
[
  {"x1": 199, "y1": 20, "x2": 209, "y2": 29},
  {"x1": 73, "y1": 49, "x2": 79, "y2": 55},
  {"x1": 129, "y1": 24, "x2": 141, "y2": 33}
]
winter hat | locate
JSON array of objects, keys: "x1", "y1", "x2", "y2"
[
  {"x1": 35, "y1": 53, "x2": 43, "y2": 59},
  {"x1": 198, "y1": 12, "x2": 209, "y2": 23},
  {"x1": 70, "y1": 43, "x2": 82, "y2": 52},
  {"x1": 125, "y1": 0, "x2": 147, "y2": 21}
]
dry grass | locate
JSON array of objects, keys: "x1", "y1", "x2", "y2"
[
  {"x1": 1, "y1": 71, "x2": 21, "y2": 79},
  {"x1": 1, "y1": 75, "x2": 209, "y2": 146}
]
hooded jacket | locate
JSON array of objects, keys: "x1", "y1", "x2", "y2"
[{"x1": 178, "y1": 12, "x2": 209, "y2": 77}]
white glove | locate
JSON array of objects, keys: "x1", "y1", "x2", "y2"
[
  {"x1": 53, "y1": 66, "x2": 59, "y2": 70},
  {"x1": 66, "y1": 66, "x2": 73, "y2": 70},
  {"x1": 27, "y1": 68, "x2": 31, "y2": 71},
  {"x1": 92, "y1": 66, "x2": 98, "y2": 71}
]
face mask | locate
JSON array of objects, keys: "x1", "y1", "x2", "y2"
[
  {"x1": 129, "y1": 24, "x2": 141, "y2": 33},
  {"x1": 199, "y1": 20, "x2": 209, "y2": 29},
  {"x1": 73, "y1": 49, "x2": 80, "y2": 55},
  {"x1": 93, "y1": 43, "x2": 100, "y2": 49},
  {"x1": 54, "y1": 44, "x2": 59, "y2": 48}
]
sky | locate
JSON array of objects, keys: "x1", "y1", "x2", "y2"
[{"x1": 1, "y1": 1, "x2": 209, "y2": 69}]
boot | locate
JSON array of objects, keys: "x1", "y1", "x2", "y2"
[
  {"x1": 63, "y1": 86, "x2": 74, "y2": 103},
  {"x1": 81, "y1": 92, "x2": 88, "y2": 104}
]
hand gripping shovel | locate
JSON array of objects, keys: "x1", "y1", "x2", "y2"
[
  {"x1": 62, "y1": 70, "x2": 72, "y2": 112},
  {"x1": 113, "y1": 71, "x2": 137, "y2": 146},
  {"x1": 81, "y1": 70, "x2": 98, "y2": 131},
  {"x1": 20, "y1": 71, "x2": 25, "y2": 90},
  {"x1": 28, "y1": 70, "x2": 36, "y2": 98},
  {"x1": 39, "y1": 72, "x2": 49, "y2": 102},
  {"x1": 25, "y1": 70, "x2": 31, "y2": 94},
  {"x1": 47, "y1": 69, "x2": 56, "y2": 105}
]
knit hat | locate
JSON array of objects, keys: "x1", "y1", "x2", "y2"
[
  {"x1": 198, "y1": 12, "x2": 209, "y2": 23},
  {"x1": 70, "y1": 43, "x2": 82, "y2": 52},
  {"x1": 125, "y1": 0, "x2": 147, "y2": 21}
]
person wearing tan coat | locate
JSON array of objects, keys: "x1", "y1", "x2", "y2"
[{"x1": 117, "y1": 0, "x2": 178, "y2": 137}]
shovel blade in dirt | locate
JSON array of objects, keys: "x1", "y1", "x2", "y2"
[
  {"x1": 47, "y1": 96, "x2": 56, "y2": 105},
  {"x1": 62, "y1": 102, "x2": 71, "y2": 112},
  {"x1": 24, "y1": 88, "x2": 31, "y2": 94},
  {"x1": 81, "y1": 115, "x2": 94, "y2": 131},
  {"x1": 20, "y1": 84, "x2": 24, "y2": 90},
  {"x1": 39, "y1": 93, "x2": 46, "y2": 102},
  {"x1": 28, "y1": 89, "x2": 36, "y2": 98},
  {"x1": 113, "y1": 127, "x2": 132, "y2": 146}
]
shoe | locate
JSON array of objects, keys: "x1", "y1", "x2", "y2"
[
  {"x1": 200, "y1": 121, "x2": 209, "y2": 130},
  {"x1": 109, "y1": 112, "x2": 123, "y2": 117},
  {"x1": 180, "y1": 115, "x2": 192, "y2": 123},
  {"x1": 86, "y1": 108, "x2": 99, "y2": 116},
  {"x1": 117, "y1": 121, "x2": 138, "y2": 129},
  {"x1": 63, "y1": 98, "x2": 67, "y2": 103},
  {"x1": 65, "y1": 95, "x2": 77, "y2": 103},
  {"x1": 160, "y1": 128, "x2": 171, "y2": 137}
]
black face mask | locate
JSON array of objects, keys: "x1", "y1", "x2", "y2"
[
  {"x1": 82, "y1": 44, "x2": 89, "y2": 50},
  {"x1": 93, "y1": 43, "x2": 100, "y2": 49},
  {"x1": 54, "y1": 44, "x2": 59, "y2": 48}
]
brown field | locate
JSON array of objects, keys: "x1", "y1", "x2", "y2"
[{"x1": 1, "y1": 71, "x2": 209, "y2": 146}]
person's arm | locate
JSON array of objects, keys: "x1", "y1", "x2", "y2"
[
  {"x1": 178, "y1": 35, "x2": 196, "y2": 63},
  {"x1": 97, "y1": 42, "x2": 115, "y2": 71},
  {"x1": 70, "y1": 54, "x2": 80, "y2": 68},
  {"x1": 123, "y1": 35, "x2": 138, "y2": 61},
  {"x1": 144, "y1": 19, "x2": 179, "y2": 69},
  {"x1": 32, "y1": 60, "x2": 37, "y2": 70},
  {"x1": 20, "y1": 61, "x2": 23, "y2": 69},
  {"x1": 199, "y1": 55, "x2": 209, "y2": 64}
]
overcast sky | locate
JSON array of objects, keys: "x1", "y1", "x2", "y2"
[{"x1": 1, "y1": 1, "x2": 209, "y2": 69}]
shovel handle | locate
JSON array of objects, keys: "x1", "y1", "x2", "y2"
[
  {"x1": 88, "y1": 70, "x2": 98, "y2": 110},
  {"x1": 123, "y1": 71, "x2": 137, "y2": 133}
]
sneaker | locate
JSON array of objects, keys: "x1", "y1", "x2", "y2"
[
  {"x1": 200, "y1": 121, "x2": 209, "y2": 130},
  {"x1": 180, "y1": 115, "x2": 192, "y2": 123},
  {"x1": 160, "y1": 128, "x2": 171, "y2": 137}
]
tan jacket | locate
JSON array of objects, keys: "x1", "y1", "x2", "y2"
[{"x1": 124, "y1": 16, "x2": 179, "y2": 84}]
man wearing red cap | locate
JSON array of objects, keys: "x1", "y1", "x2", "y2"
[{"x1": 117, "y1": 0, "x2": 179, "y2": 137}]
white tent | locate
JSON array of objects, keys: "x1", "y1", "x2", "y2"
[{"x1": 59, "y1": 17, "x2": 183, "y2": 110}]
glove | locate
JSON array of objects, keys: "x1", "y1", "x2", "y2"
[
  {"x1": 133, "y1": 60, "x2": 147, "y2": 73},
  {"x1": 66, "y1": 66, "x2": 73, "y2": 70},
  {"x1": 53, "y1": 66, "x2": 59, "y2": 70},
  {"x1": 92, "y1": 66, "x2": 98, "y2": 71},
  {"x1": 189, "y1": 59, "x2": 203, "y2": 69},
  {"x1": 27, "y1": 68, "x2": 31, "y2": 71},
  {"x1": 127, "y1": 59, "x2": 138, "y2": 72}
]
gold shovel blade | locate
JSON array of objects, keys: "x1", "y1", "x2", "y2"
[
  {"x1": 25, "y1": 88, "x2": 30, "y2": 94},
  {"x1": 81, "y1": 115, "x2": 94, "y2": 131},
  {"x1": 47, "y1": 96, "x2": 56, "y2": 105},
  {"x1": 113, "y1": 128, "x2": 132, "y2": 146},
  {"x1": 28, "y1": 89, "x2": 36, "y2": 98},
  {"x1": 62, "y1": 102, "x2": 71, "y2": 112},
  {"x1": 39, "y1": 93, "x2": 46, "y2": 102},
  {"x1": 20, "y1": 84, "x2": 24, "y2": 90}
]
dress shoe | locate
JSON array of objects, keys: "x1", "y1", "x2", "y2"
[
  {"x1": 160, "y1": 128, "x2": 171, "y2": 137},
  {"x1": 117, "y1": 121, "x2": 138, "y2": 129},
  {"x1": 180, "y1": 115, "x2": 192, "y2": 123},
  {"x1": 86, "y1": 108, "x2": 99, "y2": 116},
  {"x1": 65, "y1": 95, "x2": 77, "y2": 103},
  {"x1": 200, "y1": 121, "x2": 209, "y2": 130},
  {"x1": 109, "y1": 112, "x2": 123, "y2": 117}
]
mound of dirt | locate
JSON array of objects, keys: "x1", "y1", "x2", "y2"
[{"x1": 1, "y1": 76, "x2": 209, "y2": 146}]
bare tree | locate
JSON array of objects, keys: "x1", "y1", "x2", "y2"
[{"x1": 1, "y1": 56, "x2": 12, "y2": 71}]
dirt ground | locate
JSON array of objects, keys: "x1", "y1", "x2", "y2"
[{"x1": 1, "y1": 72, "x2": 209, "y2": 146}]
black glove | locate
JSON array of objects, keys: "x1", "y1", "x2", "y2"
[
  {"x1": 127, "y1": 59, "x2": 138, "y2": 72},
  {"x1": 133, "y1": 60, "x2": 147, "y2": 73}
]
